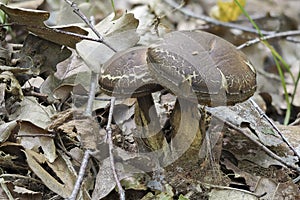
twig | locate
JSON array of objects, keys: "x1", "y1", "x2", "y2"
[
  {"x1": 106, "y1": 97, "x2": 125, "y2": 200},
  {"x1": 67, "y1": 149, "x2": 92, "y2": 200},
  {"x1": 16, "y1": 134, "x2": 55, "y2": 138},
  {"x1": 163, "y1": 0, "x2": 274, "y2": 35},
  {"x1": 50, "y1": 27, "x2": 106, "y2": 43},
  {"x1": 63, "y1": 1, "x2": 124, "y2": 199},
  {"x1": 0, "y1": 174, "x2": 43, "y2": 184},
  {"x1": 64, "y1": 0, "x2": 117, "y2": 52},
  {"x1": 237, "y1": 30, "x2": 300, "y2": 49},
  {"x1": 72, "y1": 94, "x2": 112, "y2": 101},
  {"x1": 293, "y1": 175, "x2": 300, "y2": 184},
  {"x1": 201, "y1": 182, "x2": 266, "y2": 198},
  {"x1": 84, "y1": 72, "x2": 98, "y2": 116},
  {"x1": 286, "y1": 36, "x2": 300, "y2": 43},
  {"x1": 249, "y1": 98, "x2": 300, "y2": 161}
]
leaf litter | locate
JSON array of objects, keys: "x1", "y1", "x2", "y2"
[{"x1": 0, "y1": 0, "x2": 299, "y2": 199}]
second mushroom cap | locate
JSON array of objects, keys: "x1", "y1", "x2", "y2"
[{"x1": 147, "y1": 30, "x2": 257, "y2": 106}]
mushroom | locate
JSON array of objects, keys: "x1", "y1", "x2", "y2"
[
  {"x1": 99, "y1": 46, "x2": 165, "y2": 152},
  {"x1": 147, "y1": 30, "x2": 257, "y2": 162}
]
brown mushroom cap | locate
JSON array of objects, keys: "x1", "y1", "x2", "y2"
[
  {"x1": 147, "y1": 30, "x2": 257, "y2": 106},
  {"x1": 99, "y1": 46, "x2": 162, "y2": 97}
]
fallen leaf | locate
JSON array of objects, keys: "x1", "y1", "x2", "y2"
[
  {"x1": 207, "y1": 100, "x2": 283, "y2": 147},
  {"x1": 0, "y1": 120, "x2": 18, "y2": 143},
  {"x1": 208, "y1": 188, "x2": 258, "y2": 200},
  {"x1": 8, "y1": 0, "x2": 44, "y2": 9},
  {"x1": 24, "y1": 149, "x2": 76, "y2": 198},
  {"x1": 9, "y1": 96, "x2": 56, "y2": 129},
  {"x1": 12, "y1": 34, "x2": 72, "y2": 76},
  {"x1": 92, "y1": 158, "x2": 146, "y2": 199},
  {"x1": 0, "y1": 71, "x2": 23, "y2": 101},
  {"x1": 0, "y1": 142, "x2": 27, "y2": 171},
  {"x1": 0, "y1": 3, "x2": 88, "y2": 48},
  {"x1": 18, "y1": 121, "x2": 57, "y2": 163}
]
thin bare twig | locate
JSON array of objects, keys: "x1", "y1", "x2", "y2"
[
  {"x1": 163, "y1": 0, "x2": 274, "y2": 35},
  {"x1": 68, "y1": 150, "x2": 92, "y2": 200},
  {"x1": 106, "y1": 97, "x2": 125, "y2": 200},
  {"x1": 286, "y1": 36, "x2": 300, "y2": 43},
  {"x1": 16, "y1": 134, "x2": 55, "y2": 138},
  {"x1": 237, "y1": 30, "x2": 300, "y2": 49},
  {"x1": 63, "y1": 0, "x2": 117, "y2": 52},
  {"x1": 67, "y1": 70, "x2": 101, "y2": 200},
  {"x1": 201, "y1": 182, "x2": 266, "y2": 198},
  {"x1": 63, "y1": 1, "x2": 124, "y2": 199},
  {"x1": 84, "y1": 72, "x2": 99, "y2": 116}
]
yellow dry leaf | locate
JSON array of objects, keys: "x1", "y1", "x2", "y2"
[{"x1": 210, "y1": 0, "x2": 246, "y2": 22}]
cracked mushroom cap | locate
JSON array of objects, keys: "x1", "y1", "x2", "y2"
[
  {"x1": 99, "y1": 46, "x2": 162, "y2": 98},
  {"x1": 147, "y1": 30, "x2": 257, "y2": 106}
]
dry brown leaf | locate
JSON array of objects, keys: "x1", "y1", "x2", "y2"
[
  {"x1": 92, "y1": 158, "x2": 146, "y2": 200},
  {"x1": 209, "y1": 188, "x2": 258, "y2": 200},
  {"x1": 24, "y1": 149, "x2": 77, "y2": 198},
  {"x1": 0, "y1": 71, "x2": 23, "y2": 101},
  {"x1": 12, "y1": 34, "x2": 72, "y2": 76},
  {"x1": 8, "y1": 0, "x2": 44, "y2": 9},
  {"x1": 0, "y1": 142, "x2": 27, "y2": 171},
  {"x1": 0, "y1": 120, "x2": 17, "y2": 143},
  {"x1": 0, "y1": 3, "x2": 88, "y2": 48},
  {"x1": 9, "y1": 96, "x2": 56, "y2": 129},
  {"x1": 207, "y1": 100, "x2": 283, "y2": 147},
  {"x1": 18, "y1": 121, "x2": 57, "y2": 163}
]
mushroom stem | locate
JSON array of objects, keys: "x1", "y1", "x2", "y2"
[
  {"x1": 166, "y1": 98, "x2": 202, "y2": 164},
  {"x1": 134, "y1": 94, "x2": 166, "y2": 152}
]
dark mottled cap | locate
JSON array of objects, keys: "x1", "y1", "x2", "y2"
[
  {"x1": 147, "y1": 31, "x2": 257, "y2": 106},
  {"x1": 99, "y1": 46, "x2": 162, "y2": 97}
]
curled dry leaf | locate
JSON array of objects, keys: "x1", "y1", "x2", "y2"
[
  {"x1": 0, "y1": 3, "x2": 88, "y2": 48},
  {"x1": 208, "y1": 100, "x2": 298, "y2": 168},
  {"x1": 0, "y1": 71, "x2": 23, "y2": 101},
  {"x1": 0, "y1": 120, "x2": 18, "y2": 143},
  {"x1": 24, "y1": 149, "x2": 76, "y2": 199},
  {"x1": 207, "y1": 100, "x2": 283, "y2": 147}
]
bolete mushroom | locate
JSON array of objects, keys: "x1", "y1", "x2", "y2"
[
  {"x1": 147, "y1": 30, "x2": 257, "y2": 162},
  {"x1": 147, "y1": 30, "x2": 256, "y2": 106},
  {"x1": 99, "y1": 46, "x2": 165, "y2": 151}
]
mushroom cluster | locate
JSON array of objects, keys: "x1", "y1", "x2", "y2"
[{"x1": 99, "y1": 30, "x2": 257, "y2": 154}]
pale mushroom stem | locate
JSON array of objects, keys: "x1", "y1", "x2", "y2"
[
  {"x1": 167, "y1": 98, "x2": 202, "y2": 164},
  {"x1": 134, "y1": 94, "x2": 166, "y2": 152}
]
